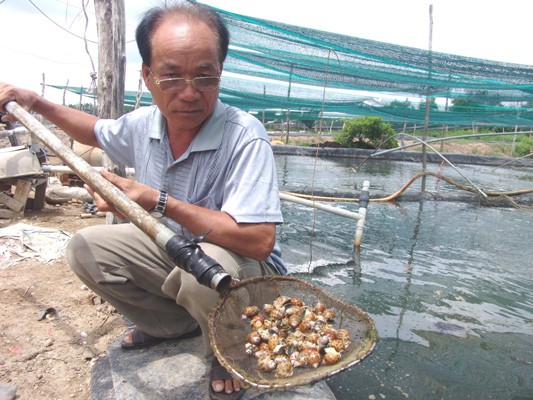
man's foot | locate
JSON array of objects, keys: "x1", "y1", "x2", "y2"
[
  {"x1": 120, "y1": 326, "x2": 201, "y2": 350},
  {"x1": 209, "y1": 357, "x2": 245, "y2": 400}
]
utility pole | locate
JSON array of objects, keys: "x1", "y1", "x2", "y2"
[{"x1": 94, "y1": 0, "x2": 125, "y2": 119}]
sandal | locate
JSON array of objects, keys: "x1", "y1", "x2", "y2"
[
  {"x1": 208, "y1": 357, "x2": 245, "y2": 400},
  {"x1": 121, "y1": 325, "x2": 201, "y2": 350}
]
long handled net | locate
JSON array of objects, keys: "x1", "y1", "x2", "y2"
[{"x1": 208, "y1": 275, "x2": 377, "y2": 390}]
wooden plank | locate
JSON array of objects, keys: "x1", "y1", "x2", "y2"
[
  {"x1": 0, "y1": 191, "x2": 24, "y2": 212},
  {"x1": 13, "y1": 179, "x2": 32, "y2": 206},
  {"x1": 0, "y1": 208, "x2": 16, "y2": 219}
]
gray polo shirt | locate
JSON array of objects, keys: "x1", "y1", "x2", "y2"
[{"x1": 93, "y1": 100, "x2": 286, "y2": 274}]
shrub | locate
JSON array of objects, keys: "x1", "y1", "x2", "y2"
[
  {"x1": 334, "y1": 116, "x2": 399, "y2": 149},
  {"x1": 515, "y1": 135, "x2": 533, "y2": 157}
]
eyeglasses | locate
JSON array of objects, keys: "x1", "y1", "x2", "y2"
[{"x1": 149, "y1": 69, "x2": 221, "y2": 93}]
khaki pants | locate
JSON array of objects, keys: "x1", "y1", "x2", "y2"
[{"x1": 66, "y1": 223, "x2": 275, "y2": 357}]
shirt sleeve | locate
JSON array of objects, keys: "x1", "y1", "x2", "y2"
[{"x1": 93, "y1": 107, "x2": 153, "y2": 167}]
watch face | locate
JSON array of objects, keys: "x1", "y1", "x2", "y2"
[{"x1": 151, "y1": 211, "x2": 163, "y2": 219}]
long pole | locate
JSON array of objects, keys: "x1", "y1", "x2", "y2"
[
  {"x1": 421, "y1": 4, "x2": 434, "y2": 193},
  {"x1": 4, "y1": 101, "x2": 231, "y2": 291}
]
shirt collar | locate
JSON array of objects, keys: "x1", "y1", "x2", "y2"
[{"x1": 148, "y1": 101, "x2": 225, "y2": 152}]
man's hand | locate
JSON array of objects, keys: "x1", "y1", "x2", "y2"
[
  {"x1": 0, "y1": 82, "x2": 39, "y2": 120},
  {"x1": 84, "y1": 170, "x2": 158, "y2": 219}
]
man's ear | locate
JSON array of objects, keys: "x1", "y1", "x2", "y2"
[{"x1": 141, "y1": 64, "x2": 151, "y2": 89}]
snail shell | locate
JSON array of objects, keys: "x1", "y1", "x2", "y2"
[
  {"x1": 290, "y1": 351, "x2": 308, "y2": 368},
  {"x1": 257, "y1": 328, "x2": 270, "y2": 341},
  {"x1": 262, "y1": 303, "x2": 274, "y2": 315},
  {"x1": 302, "y1": 308, "x2": 317, "y2": 322},
  {"x1": 306, "y1": 332, "x2": 320, "y2": 344},
  {"x1": 242, "y1": 305, "x2": 260, "y2": 319},
  {"x1": 285, "y1": 305, "x2": 302, "y2": 317},
  {"x1": 247, "y1": 331, "x2": 261, "y2": 345},
  {"x1": 267, "y1": 334, "x2": 280, "y2": 351},
  {"x1": 254, "y1": 349, "x2": 270, "y2": 359},
  {"x1": 323, "y1": 308, "x2": 336, "y2": 321},
  {"x1": 258, "y1": 342, "x2": 270, "y2": 352},
  {"x1": 298, "y1": 320, "x2": 313, "y2": 333},
  {"x1": 330, "y1": 339, "x2": 346, "y2": 352},
  {"x1": 336, "y1": 328, "x2": 350, "y2": 341},
  {"x1": 290, "y1": 297, "x2": 304, "y2": 307},
  {"x1": 323, "y1": 347, "x2": 341, "y2": 365},
  {"x1": 317, "y1": 335, "x2": 330, "y2": 347},
  {"x1": 288, "y1": 315, "x2": 302, "y2": 329},
  {"x1": 245, "y1": 343, "x2": 258, "y2": 355},
  {"x1": 320, "y1": 325, "x2": 337, "y2": 340},
  {"x1": 272, "y1": 343, "x2": 287, "y2": 355},
  {"x1": 269, "y1": 307, "x2": 286, "y2": 320},
  {"x1": 273, "y1": 295, "x2": 291, "y2": 309},
  {"x1": 304, "y1": 349, "x2": 322, "y2": 368},
  {"x1": 274, "y1": 354, "x2": 289, "y2": 364},
  {"x1": 275, "y1": 360, "x2": 294, "y2": 378},
  {"x1": 313, "y1": 301, "x2": 326, "y2": 314},
  {"x1": 250, "y1": 318, "x2": 264, "y2": 331},
  {"x1": 257, "y1": 356, "x2": 276, "y2": 372}
]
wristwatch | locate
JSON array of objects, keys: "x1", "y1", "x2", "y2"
[{"x1": 150, "y1": 190, "x2": 168, "y2": 218}]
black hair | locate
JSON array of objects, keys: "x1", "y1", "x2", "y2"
[{"x1": 135, "y1": 0, "x2": 230, "y2": 67}]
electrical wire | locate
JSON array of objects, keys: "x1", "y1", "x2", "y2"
[{"x1": 27, "y1": 0, "x2": 98, "y2": 43}]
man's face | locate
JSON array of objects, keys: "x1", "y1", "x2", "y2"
[{"x1": 143, "y1": 16, "x2": 222, "y2": 135}]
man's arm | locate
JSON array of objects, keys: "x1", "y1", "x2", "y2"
[
  {"x1": 91, "y1": 170, "x2": 276, "y2": 261},
  {"x1": 0, "y1": 82, "x2": 100, "y2": 148}
]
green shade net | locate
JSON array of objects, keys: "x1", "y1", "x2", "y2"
[{"x1": 50, "y1": 5, "x2": 533, "y2": 128}]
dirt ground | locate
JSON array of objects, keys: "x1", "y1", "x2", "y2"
[
  {"x1": 0, "y1": 138, "x2": 518, "y2": 400},
  {"x1": 0, "y1": 202, "x2": 124, "y2": 400}
]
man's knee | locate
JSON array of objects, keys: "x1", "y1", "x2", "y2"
[{"x1": 66, "y1": 226, "x2": 100, "y2": 277}]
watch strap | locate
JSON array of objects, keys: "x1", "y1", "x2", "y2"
[{"x1": 152, "y1": 190, "x2": 168, "y2": 217}]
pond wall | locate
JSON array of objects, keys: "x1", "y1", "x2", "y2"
[{"x1": 272, "y1": 145, "x2": 533, "y2": 168}]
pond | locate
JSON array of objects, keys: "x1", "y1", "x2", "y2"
[{"x1": 275, "y1": 155, "x2": 533, "y2": 400}]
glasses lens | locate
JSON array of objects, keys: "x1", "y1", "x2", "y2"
[
  {"x1": 159, "y1": 79, "x2": 186, "y2": 92},
  {"x1": 194, "y1": 77, "x2": 220, "y2": 91}
]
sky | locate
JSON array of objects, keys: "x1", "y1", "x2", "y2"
[{"x1": 1, "y1": 0, "x2": 532, "y2": 105}]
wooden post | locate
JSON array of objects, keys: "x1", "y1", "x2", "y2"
[
  {"x1": 285, "y1": 64, "x2": 294, "y2": 144},
  {"x1": 94, "y1": 0, "x2": 126, "y2": 225},
  {"x1": 421, "y1": 4, "x2": 434, "y2": 193},
  {"x1": 135, "y1": 70, "x2": 144, "y2": 110},
  {"x1": 94, "y1": 0, "x2": 125, "y2": 119}
]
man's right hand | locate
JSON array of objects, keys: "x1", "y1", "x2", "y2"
[{"x1": 0, "y1": 82, "x2": 39, "y2": 121}]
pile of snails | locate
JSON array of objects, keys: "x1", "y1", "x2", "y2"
[{"x1": 241, "y1": 295, "x2": 351, "y2": 378}]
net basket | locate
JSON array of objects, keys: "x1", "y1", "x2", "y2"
[{"x1": 208, "y1": 275, "x2": 378, "y2": 390}]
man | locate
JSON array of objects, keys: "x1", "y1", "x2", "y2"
[{"x1": 0, "y1": 2, "x2": 285, "y2": 399}]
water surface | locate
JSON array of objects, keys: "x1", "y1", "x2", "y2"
[{"x1": 276, "y1": 155, "x2": 533, "y2": 400}]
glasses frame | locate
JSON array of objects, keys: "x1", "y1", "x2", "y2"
[{"x1": 148, "y1": 68, "x2": 221, "y2": 93}]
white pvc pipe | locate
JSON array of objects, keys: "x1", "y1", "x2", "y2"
[
  {"x1": 279, "y1": 192, "x2": 363, "y2": 221},
  {"x1": 280, "y1": 179, "x2": 370, "y2": 247}
]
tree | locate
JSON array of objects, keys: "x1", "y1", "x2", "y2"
[
  {"x1": 389, "y1": 98, "x2": 413, "y2": 109},
  {"x1": 334, "y1": 116, "x2": 399, "y2": 149}
]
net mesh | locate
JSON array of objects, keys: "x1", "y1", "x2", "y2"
[
  {"x1": 208, "y1": 276, "x2": 377, "y2": 390},
  {"x1": 50, "y1": 5, "x2": 533, "y2": 128}
]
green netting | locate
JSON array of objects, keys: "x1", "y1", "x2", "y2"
[
  {"x1": 213, "y1": 6, "x2": 533, "y2": 127},
  {"x1": 48, "y1": 5, "x2": 533, "y2": 128}
]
